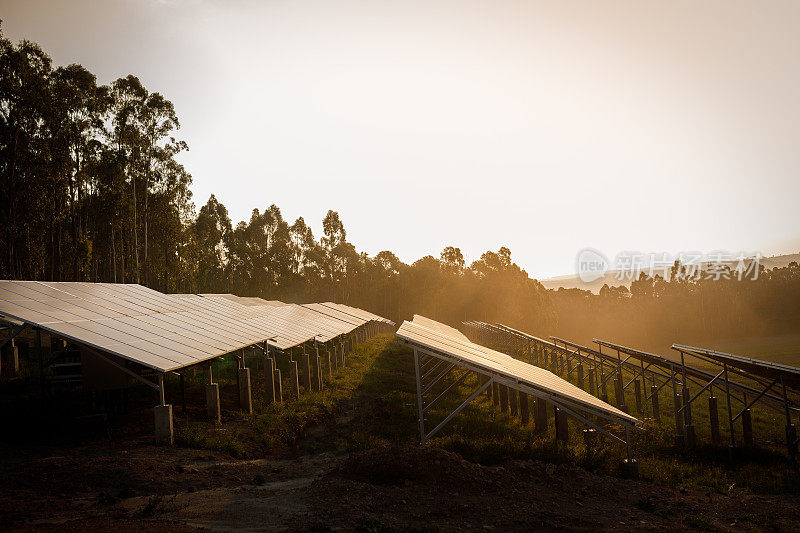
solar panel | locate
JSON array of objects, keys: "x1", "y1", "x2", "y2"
[
  {"x1": 170, "y1": 295, "x2": 371, "y2": 350},
  {"x1": 397, "y1": 316, "x2": 638, "y2": 424},
  {"x1": 0, "y1": 279, "x2": 396, "y2": 376},
  {"x1": 319, "y1": 302, "x2": 395, "y2": 326},
  {"x1": 674, "y1": 344, "x2": 800, "y2": 389},
  {"x1": 302, "y1": 303, "x2": 366, "y2": 327},
  {"x1": 276, "y1": 304, "x2": 361, "y2": 335},
  {"x1": 411, "y1": 315, "x2": 469, "y2": 342},
  {"x1": 0, "y1": 280, "x2": 282, "y2": 372},
  {"x1": 166, "y1": 295, "x2": 319, "y2": 350},
  {"x1": 200, "y1": 294, "x2": 286, "y2": 307}
]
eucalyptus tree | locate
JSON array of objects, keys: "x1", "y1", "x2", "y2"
[
  {"x1": 138, "y1": 91, "x2": 184, "y2": 285},
  {"x1": 321, "y1": 210, "x2": 347, "y2": 296},
  {"x1": 49, "y1": 63, "x2": 107, "y2": 280},
  {"x1": 0, "y1": 28, "x2": 53, "y2": 279},
  {"x1": 188, "y1": 194, "x2": 232, "y2": 292}
]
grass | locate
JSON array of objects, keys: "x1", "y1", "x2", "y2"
[
  {"x1": 172, "y1": 333, "x2": 799, "y2": 496},
  {"x1": 175, "y1": 423, "x2": 246, "y2": 457},
  {"x1": 173, "y1": 334, "x2": 415, "y2": 457}
]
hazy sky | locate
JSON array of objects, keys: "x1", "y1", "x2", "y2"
[{"x1": 2, "y1": 0, "x2": 799, "y2": 278}]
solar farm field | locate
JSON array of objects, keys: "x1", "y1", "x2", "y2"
[{"x1": 2, "y1": 334, "x2": 800, "y2": 531}]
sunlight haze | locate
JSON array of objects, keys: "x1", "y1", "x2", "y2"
[{"x1": 3, "y1": 0, "x2": 798, "y2": 278}]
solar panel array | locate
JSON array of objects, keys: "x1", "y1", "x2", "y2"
[
  {"x1": 396, "y1": 315, "x2": 638, "y2": 424},
  {"x1": 0, "y1": 281, "x2": 393, "y2": 373},
  {"x1": 674, "y1": 344, "x2": 800, "y2": 390},
  {"x1": 200, "y1": 293, "x2": 285, "y2": 307},
  {"x1": 319, "y1": 302, "x2": 396, "y2": 326},
  {"x1": 410, "y1": 314, "x2": 470, "y2": 342}
]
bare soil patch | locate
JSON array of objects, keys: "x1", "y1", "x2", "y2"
[{"x1": 2, "y1": 442, "x2": 799, "y2": 532}]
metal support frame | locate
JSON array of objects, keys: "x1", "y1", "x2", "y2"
[
  {"x1": 467, "y1": 321, "x2": 800, "y2": 456},
  {"x1": 678, "y1": 369, "x2": 725, "y2": 413},
  {"x1": 83, "y1": 345, "x2": 160, "y2": 391},
  {"x1": 423, "y1": 374, "x2": 493, "y2": 443},
  {"x1": 409, "y1": 342, "x2": 637, "y2": 453},
  {"x1": 423, "y1": 369, "x2": 471, "y2": 413},
  {"x1": 422, "y1": 363, "x2": 456, "y2": 394},
  {"x1": 0, "y1": 323, "x2": 26, "y2": 350},
  {"x1": 158, "y1": 373, "x2": 166, "y2": 406},
  {"x1": 731, "y1": 380, "x2": 777, "y2": 422}
]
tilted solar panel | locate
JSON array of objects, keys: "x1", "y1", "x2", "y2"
[
  {"x1": 319, "y1": 302, "x2": 395, "y2": 326},
  {"x1": 411, "y1": 315, "x2": 469, "y2": 342},
  {"x1": 397, "y1": 316, "x2": 638, "y2": 425},
  {"x1": 0, "y1": 281, "x2": 281, "y2": 372}
]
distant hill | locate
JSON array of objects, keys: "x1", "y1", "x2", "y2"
[
  {"x1": 538, "y1": 271, "x2": 631, "y2": 293},
  {"x1": 538, "y1": 252, "x2": 800, "y2": 294},
  {"x1": 760, "y1": 253, "x2": 800, "y2": 270}
]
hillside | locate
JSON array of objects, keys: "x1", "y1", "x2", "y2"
[{"x1": 539, "y1": 252, "x2": 800, "y2": 293}]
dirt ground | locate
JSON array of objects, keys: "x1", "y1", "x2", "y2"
[{"x1": 2, "y1": 438, "x2": 800, "y2": 532}]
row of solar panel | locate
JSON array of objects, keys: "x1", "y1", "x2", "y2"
[
  {"x1": 0, "y1": 281, "x2": 393, "y2": 373},
  {"x1": 396, "y1": 315, "x2": 639, "y2": 425}
]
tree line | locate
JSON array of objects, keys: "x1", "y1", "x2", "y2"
[
  {"x1": 2, "y1": 27, "x2": 798, "y2": 353},
  {"x1": 551, "y1": 262, "x2": 800, "y2": 354},
  {"x1": 0, "y1": 26, "x2": 555, "y2": 334}
]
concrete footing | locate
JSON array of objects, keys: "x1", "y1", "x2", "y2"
[
  {"x1": 509, "y1": 388, "x2": 518, "y2": 417},
  {"x1": 534, "y1": 398, "x2": 547, "y2": 432},
  {"x1": 615, "y1": 375, "x2": 627, "y2": 413},
  {"x1": 651, "y1": 385, "x2": 660, "y2": 421},
  {"x1": 555, "y1": 407, "x2": 568, "y2": 443},
  {"x1": 238, "y1": 368, "x2": 252, "y2": 414},
  {"x1": 583, "y1": 428, "x2": 597, "y2": 448},
  {"x1": 265, "y1": 357, "x2": 275, "y2": 404},
  {"x1": 708, "y1": 396, "x2": 720, "y2": 445},
  {"x1": 673, "y1": 392, "x2": 684, "y2": 444},
  {"x1": 620, "y1": 459, "x2": 639, "y2": 480},
  {"x1": 302, "y1": 354, "x2": 312, "y2": 392},
  {"x1": 682, "y1": 387, "x2": 693, "y2": 437},
  {"x1": 742, "y1": 408, "x2": 754, "y2": 446},
  {"x1": 274, "y1": 369, "x2": 283, "y2": 403},
  {"x1": 519, "y1": 393, "x2": 530, "y2": 425},
  {"x1": 289, "y1": 361, "x2": 300, "y2": 399},
  {"x1": 315, "y1": 355, "x2": 323, "y2": 391},
  {"x1": 206, "y1": 383, "x2": 221, "y2": 424},
  {"x1": 786, "y1": 424, "x2": 797, "y2": 456},
  {"x1": 684, "y1": 424, "x2": 696, "y2": 449},
  {"x1": 1, "y1": 343, "x2": 19, "y2": 376},
  {"x1": 154, "y1": 404, "x2": 174, "y2": 445}
]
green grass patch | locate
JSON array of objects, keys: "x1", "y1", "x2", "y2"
[{"x1": 173, "y1": 333, "x2": 799, "y2": 495}]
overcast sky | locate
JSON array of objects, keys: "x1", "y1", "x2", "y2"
[{"x1": 2, "y1": 0, "x2": 799, "y2": 278}]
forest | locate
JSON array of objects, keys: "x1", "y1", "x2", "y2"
[{"x1": 2, "y1": 26, "x2": 799, "y2": 352}]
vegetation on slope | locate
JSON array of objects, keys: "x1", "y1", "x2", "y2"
[{"x1": 172, "y1": 334, "x2": 799, "y2": 496}]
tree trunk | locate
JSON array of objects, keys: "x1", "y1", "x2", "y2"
[{"x1": 132, "y1": 169, "x2": 139, "y2": 284}]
